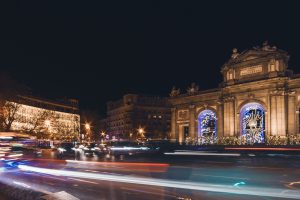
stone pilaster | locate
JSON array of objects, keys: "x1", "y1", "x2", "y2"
[
  {"x1": 170, "y1": 108, "x2": 177, "y2": 140},
  {"x1": 216, "y1": 100, "x2": 224, "y2": 138},
  {"x1": 189, "y1": 104, "x2": 196, "y2": 138},
  {"x1": 270, "y1": 89, "x2": 287, "y2": 136},
  {"x1": 223, "y1": 96, "x2": 235, "y2": 136},
  {"x1": 287, "y1": 90, "x2": 296, "y2": 135}
]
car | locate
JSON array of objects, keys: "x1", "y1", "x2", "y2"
[
  {"x1": 83, "y1": 143, "x2": 95, "y2": 156},
  {"x1": 56, "y1": 142, "x2": 76, "y2": 158},
  {"x1": 107, "y1": 141, "x2": 152, "y2": 156}
]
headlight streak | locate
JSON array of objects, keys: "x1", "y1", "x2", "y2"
[
  {"x1": 164, "y1": 151, "x2": 241, "y2": 156},
  {"x1": 18, "y1": 165, "x2": 300, "y2": 199},
  {"x1": 110, "y1": 146, "x2": 150, "y2": 151},
  {"x1": 225, "y1": 147, "x2": 300, "y2": 151},
  {"x1": 13, "y1": 181, "x2": 31, "y2": 189}
]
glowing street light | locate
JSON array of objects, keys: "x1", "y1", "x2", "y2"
[
  {"x1": 101, "y1": 131, "x2": 105, "y2": 136},
  {"x1": 138, "y1": 128, "x2": 145, "y2": 138},
  {"x1": 138, "y1": 128, "x2": 144, "y2": 134},
  {"x1": 85, "y1": 123, "x2": 90, "y2": 131}
]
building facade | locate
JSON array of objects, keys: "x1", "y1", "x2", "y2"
[
  {"x1": 169, "y1": 42, "x2": 300, "y2": 144},
  {"x1": 106, "y1": 94, "x2": 170, "y2": 139},
  {"x1": 6, "y1": 95, "x2": 80, "y2": 141}
]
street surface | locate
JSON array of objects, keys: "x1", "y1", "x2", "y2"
[{"x1": 1, "y1": 152, "x2": 300, "y2": 200}]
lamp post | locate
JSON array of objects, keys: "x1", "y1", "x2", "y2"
[
  {"x1": 100, "y1": 131, "x2": 105, "y2": 143},
  {"x1": 138, "y1": 128, "x2": 145, "y2": 138},
  {"x1": 85, "y1": 123, "x2": 91, "y2": 142}
]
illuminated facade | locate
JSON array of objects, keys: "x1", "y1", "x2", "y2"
[
  {"x1": 170, "y1": 42, "x2": 300, "y2": 144},
  {"x1": 8, "y1": 95, "x2": 80, "y2": 141}
]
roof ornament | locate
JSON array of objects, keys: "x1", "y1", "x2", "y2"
[
  {"x1": 231, "y1": 48, "x2": 239, "y2": 59},
  {"x1": 187, "y1": 82, "x2": 199, "y2": 95},
  {"x1": 262, "y1": 41, "x2": 277, "y2": 51},
  {"x1": 170, "y1": 86, "x2": 180, "y2": 97}
]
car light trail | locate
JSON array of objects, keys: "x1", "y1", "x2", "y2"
[
  {"x1": 13, "y1": 181, "x2": 31, "y2": 189},
  {"x1": 18, "y1": 165, "x2": 300, "y2": 199},
  {"x1": 66, "y1": 160, "x2": 169, "y2": 172},
  {"x1": 225, "y1": 147, "x2": 300, "y2": 151},
  {"x1": 164, "y1": 151, "x2": 241, "y2": 156},
  {"x1": 66, "y1": 160, "x2": 169, "y2": 167}
]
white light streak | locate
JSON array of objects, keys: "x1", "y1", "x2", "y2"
[
  {"x1": 13, "y1": 181, "x2": 31, "y2": 189},
  {"x1": 18, "y1": 165, "x2": 300, "y2": 199},
  {"x1": 164, "y1": 151, "x2": 241, "y2": 156}
]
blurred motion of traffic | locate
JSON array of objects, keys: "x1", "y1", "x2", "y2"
[{"x1": 1, "y1": 130, "x2": 300, "y2": 200}]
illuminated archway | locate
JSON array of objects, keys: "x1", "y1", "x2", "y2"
[
  {"x1": 197, "y1": 110, "x2": 217, "y2": 138},
  {"x1": 240, "y1": 102, "x2": 265, "y2": 144}
]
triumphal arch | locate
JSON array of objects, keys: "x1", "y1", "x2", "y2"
[{"x1": 169, "y1": 42, "x2": 300, "y2": 144}]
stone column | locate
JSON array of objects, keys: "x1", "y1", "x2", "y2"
[
  {"x1": 287, "y1": 91, "x2": 296, "y2": 136},
  {"x1": 170, "y1": 108, "x2": 177, "y2": 141},
  {"x1": 189, "y1": 104, "x2": 196, "y2": 139},
  {"x1": 217, "y1": 100, "x2": 224, "y2": 138},
  {"x1": 223, "y1": 96, "x2": 235, "y2": 136},
  {"x1": 270, "y1": 90, "x2": 286, "y2": 136},
  {"x1": 270, "y1": 94, "x2": 278, "y2": 136}
]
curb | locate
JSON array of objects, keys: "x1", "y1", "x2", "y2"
[{"x1": 0, "y1": 181, "x2": 44, "y2": 200}]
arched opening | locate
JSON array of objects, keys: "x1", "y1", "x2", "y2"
[
  {"x1": 240, "y1": 102, "x2": 265, "y2": 144},
  {"x1": 198, "y1": 109, "x2": 217, "y2": 138}
]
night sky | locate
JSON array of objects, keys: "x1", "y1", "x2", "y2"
[{"x1": 1, "y1": 1, "x2": 300, "y2": 114}]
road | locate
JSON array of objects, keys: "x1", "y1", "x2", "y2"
[{"x1": 1, "y1": 152, "x2": 300, "y2": 200}]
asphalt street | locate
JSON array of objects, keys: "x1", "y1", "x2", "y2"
[{"x1": 1, "y1": 152, "x2": 300, "y2": 200}]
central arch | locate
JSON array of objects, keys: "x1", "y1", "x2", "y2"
[
  {"x1": 197, "y1": 109, "x2": 217, "y2": 138},
  {"x1": 240, "y1": 102, "x2": 265, "y2": 144}
]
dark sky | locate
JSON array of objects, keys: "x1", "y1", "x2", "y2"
[{"x1": 1, "y1": 1, "x2": 300, "y2": 114}]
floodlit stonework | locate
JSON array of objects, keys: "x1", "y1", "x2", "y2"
[{"x1": 169, "y1": 42, "x2": 300, "y2": 144}]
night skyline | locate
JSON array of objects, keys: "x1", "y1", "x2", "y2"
[{"x1": 1, "y1": 1, "x2": 300, "y2": 114}]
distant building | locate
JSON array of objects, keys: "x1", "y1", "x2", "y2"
[
  {"x1": 5, "y1": 95, "x2": 80, "y2": 141},
  {"x1": 169, "y1": 42, "x2": 300, "y2": 144},
  {"x1": 106, "y1": 94, "x2": 171, "y2": 139}
]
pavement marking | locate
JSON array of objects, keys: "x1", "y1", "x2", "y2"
[{"x1": 68, "y1": 177, "x2": 99, "y2": 185}]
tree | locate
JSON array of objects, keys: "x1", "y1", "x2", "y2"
[
  {"x1": 0, "y1": 71, "x2": 30, "y2": 132},
  {"x1": 0, "y1": 101, "x2": 21, "y2": 131}
]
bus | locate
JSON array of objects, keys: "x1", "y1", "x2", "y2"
[{"x1": 0, "y1": 132, "x2": 38, "y2": 160}]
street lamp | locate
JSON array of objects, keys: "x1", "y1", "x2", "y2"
[
  {"x1": 101, "y1": 131, "x2": 105, "y2": 137},
  {"x1": 85, "y1": 123, "x2": 90, "y2": 131},
  {"x1": 85, "y1": 123, "x2": 91, "y2": 142},
  {"x1": 138, "y1": 128, "x2": 145, "y2": 138},
  {"x1": 100, "y1": 131, "x2": 106, "y2": 143}
]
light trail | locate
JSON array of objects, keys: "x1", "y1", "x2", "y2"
[
  {"x1": 164, "y1": 151, "x2": 241, "y2": 156},
  {"x1": 66, "y1": 160, "x2": 169, "y2": 172},
  {"x1": 66, "y1": 160, "x2": 169, "y2": 167},
  {"x1": 68, "y1": 178, "x2": 99, "y2": 185},
  {"x1": 18, "y1": 165, "x2": 300, "y2": 199},
  {"x1": 225, "y1": 147, "x2": 300, "y2": 151}
]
